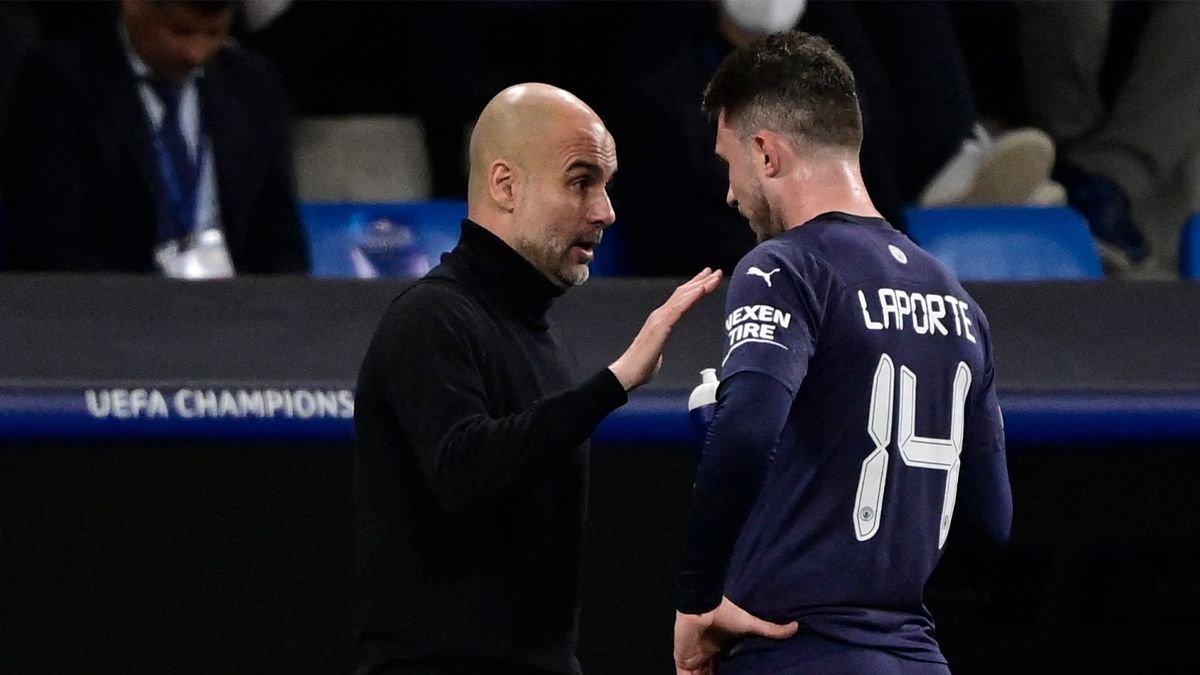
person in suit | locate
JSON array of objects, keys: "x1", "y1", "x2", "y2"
[{"x1": 1, "y1": 0, "x2": 308, "y2": 275}]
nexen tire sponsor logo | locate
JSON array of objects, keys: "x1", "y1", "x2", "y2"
[
  {"x1": 724, "y1": 304, "x2": 792, "y2": 364},
  {"x1": 84, "y1": 388, "x2": 355, "y2": 420}
]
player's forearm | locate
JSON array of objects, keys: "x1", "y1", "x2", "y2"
[{"x1": 675, "y1": 373, "x2": 792, "y2": 613}]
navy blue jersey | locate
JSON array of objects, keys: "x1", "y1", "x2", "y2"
[{"x1": 705, "y1": 212, "x2": 1007, "y2": 663}]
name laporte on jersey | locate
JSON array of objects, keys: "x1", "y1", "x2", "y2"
[
  {"x1": 724, "y1": 286, "x2": 976, "y2": 358},
  {"x1": 858, "y1": 288, "x2": 976, "y2": 342}
]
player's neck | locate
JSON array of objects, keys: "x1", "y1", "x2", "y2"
[{"x1": 778, "y1": 160, "x2": 880, "y2": 230}]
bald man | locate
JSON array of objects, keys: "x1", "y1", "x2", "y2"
[{"x1": 353, "y1": 84, "x2": 722, "y2": 674}]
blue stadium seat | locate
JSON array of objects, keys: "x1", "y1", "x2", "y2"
[
  {"x1": 904, "y1": 206, "x2": 1104, "y2": 280},
  {"x1": 1178, "y1": 213, "x2": 1200, "y2": 279},
  {"x1": 302, "y1": 201, "x2": 467, "y2": 278}
]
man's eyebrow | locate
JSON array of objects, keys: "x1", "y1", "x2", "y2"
[{"x1": 566, "y1": 160, "x2": 603, "y2": 174}]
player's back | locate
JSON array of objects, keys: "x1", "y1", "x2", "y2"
[{"x1": 718, "y1": 212, "x2": 1001, "y2": 664}]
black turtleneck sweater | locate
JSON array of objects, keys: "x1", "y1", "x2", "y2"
[{"x1": 354, "y1": 220, "x2": 628, "y2": 674}]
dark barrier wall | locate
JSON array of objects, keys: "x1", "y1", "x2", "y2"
[
  {"x1": 4, "y1": 440, "x2": 1200, "y2": 674},
  {"x1": 2, "y1": 276, "x2": 1199, "y2": 674},
  {"x1": 3, "y1": 276, "x2": 1200, "y2": 444}
]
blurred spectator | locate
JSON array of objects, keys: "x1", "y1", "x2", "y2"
[
  {"x1": 611, "y1": 0, "x2": 1059, "y2": 277},
  {"x1": 2, "y1": 0, "x2": 308, "y2": 276},
  {"x1": 1016, "y1": 1, "x2": 1200, "y2": 275}
]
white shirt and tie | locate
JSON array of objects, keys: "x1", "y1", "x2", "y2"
[{"x1": 120, "y1": 23, "x2": 233, "y2": 278}]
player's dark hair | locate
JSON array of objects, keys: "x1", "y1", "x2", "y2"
[{"x1": 703, "y1": 31, "x2": 862, "y2": 150}]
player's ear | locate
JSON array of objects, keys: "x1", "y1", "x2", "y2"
[{"x1": 754, "y1": 132, "x2": 784, "y2": 178}]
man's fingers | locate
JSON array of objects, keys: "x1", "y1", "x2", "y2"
[
  {"x1": 684, "y1": 266, "x2": 714, "y2": 284},
  {"x1": 664, "y1": 269, "x2": 724, "y2": 317},
  {"x1": 747, "y1": 618, "x2": 800, "y2": 640},
  {"x1": 675, "y1": 268, "x2": 721, "y2": 296},
  {"x1": 621, "y1": 268, "x2": 723, "y2": 389},
  {"x1": 689, "y1": 268, "x2": 722, "y2": 290},
  {"x1": 677, "y1": 269, "x2": 723, "y2": 297},
  {"x1": 671, "y1": 272, "x2": 722, "y2": 313},
  {"x1": 717, "y1": 597, "x2": 799, "y2": 641}
]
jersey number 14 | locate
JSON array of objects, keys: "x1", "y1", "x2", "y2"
[{"x1": 854, "y1": 353, "x2": 971, "y2": 549}]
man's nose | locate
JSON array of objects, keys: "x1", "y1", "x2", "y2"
[{"x1": 592, "y1": 190, "x2": 616, "y2": 227}]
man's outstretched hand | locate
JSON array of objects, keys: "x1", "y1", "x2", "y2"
[{"x1": 609, "y1": 268, "x2": 723, "y2": 392}]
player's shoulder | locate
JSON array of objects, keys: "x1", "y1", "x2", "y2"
[
  {"x1": 732, "y1": 234, "x2": 827, "y2": 287},
  {"x1": 733, "y1": 239, "x2": 783, "y2": 276},
  {"x1": 734, "y1": 228, "x2": 820, "y2": 270}
]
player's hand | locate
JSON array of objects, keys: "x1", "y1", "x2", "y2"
[
  {"x1": 673, "y1": 597, "x2": 799, "y2": 675},
  {"x1": 609, "y1": 268, "x2": 723, "y2": 392}
]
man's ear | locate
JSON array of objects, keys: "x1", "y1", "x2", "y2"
[
  {"x1": 489, "y1": 159, "x2": 517, "y2": 212},
  {"x1": 753, "y1": 132, "x2": 785, "y2": 178}
]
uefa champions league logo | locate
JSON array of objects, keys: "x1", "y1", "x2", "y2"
[{"x1": 351, "y1": 217, "x2": 437, "y2": 278}]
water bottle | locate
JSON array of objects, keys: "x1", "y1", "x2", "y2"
[{"x1": 687, "y1": 368, "x2": 719, "y2": 439}]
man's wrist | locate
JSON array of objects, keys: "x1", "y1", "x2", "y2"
[{"x1": 607, "y1": 362, "x2": 634, "y2": 391}]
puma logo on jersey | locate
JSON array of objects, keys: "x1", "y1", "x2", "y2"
[{"x1": 747, "y1": 266, "x2": 781, "y2": 287}]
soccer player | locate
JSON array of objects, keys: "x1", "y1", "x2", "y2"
[{"x1": 672, "y1": 31, "x2": 1013, "y2": 675}]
